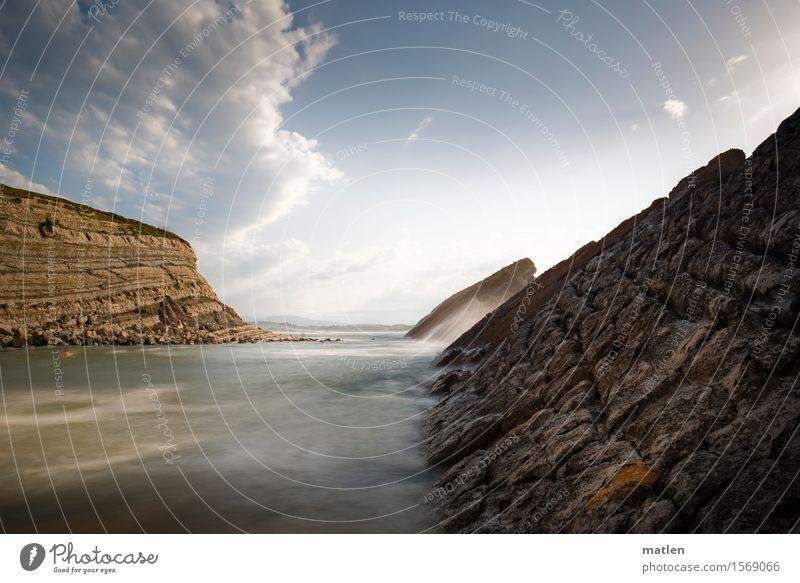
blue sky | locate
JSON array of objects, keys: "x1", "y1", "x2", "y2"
[{"x1": 1, "y1": 0, "x2": 799, "y2": 323}]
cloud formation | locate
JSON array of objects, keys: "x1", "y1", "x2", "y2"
[
  {"x1": 662, "y1": 99, "x2": 688, "y2": 120},
  {"x1": 726, "y1": 55, "x2": 749, "y2": 68},
  {"x1": 0, "y1": 0, "x2": 340, "y2": 239},
  {"x1": 407, "y1": 115, "x2": 433, "y2": 141},
  {"x1": 0, "y1": 0, "x2": 345, "y2": 315},
  {"x1": 0, "y1": 162, "x2": 55, "y2": 195}
]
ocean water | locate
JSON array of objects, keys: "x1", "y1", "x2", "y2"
[{"x1": 0, "y1": 332, "x2": 445, "y2": 533}]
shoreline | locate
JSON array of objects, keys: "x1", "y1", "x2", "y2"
[{"x1": 0, "y1": 329, "x2": 342, "y2": 350}]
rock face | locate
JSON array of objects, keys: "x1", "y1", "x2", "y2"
[
  {"x1": 406, "y1": 258, "x2": 535, "y2": 345},
  {"x1": 0, "y1": 184, "x2": 302, "y2": 347},
  {"x1": 425, "y1": 108, "x2": 800, "y2": 533}
]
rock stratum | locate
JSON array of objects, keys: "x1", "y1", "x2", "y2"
[
  {"x1": 0, "y1": 184, "x2": 301, "y2": 347},
  {"x1": 406, "y1": 258, "x2": 535, "y2": 345},
  {"x1": 425, "y1": 108, "x2": 800, "y2": 533}
]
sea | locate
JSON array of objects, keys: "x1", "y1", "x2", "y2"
[{"x1": 0, "y1": 331, "x2": 445, "y2": 533}]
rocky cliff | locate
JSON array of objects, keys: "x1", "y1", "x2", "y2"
[
  {"x1": 0, "y1": 184, "x2": 298, "y2": 347},
  {"x1": 407, "y1": 258, "x2": 535, "y2": 345},
  {"x1": 425, "y1": 108, "x2": 800, "y2": 533}
]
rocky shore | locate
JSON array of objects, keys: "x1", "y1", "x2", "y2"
[
  {"x1": 0, "y1": 184, "x2": 320, "y2": 348},
  {"x1": 425, "y1": 108, "x2": 800, "y2": 533}
]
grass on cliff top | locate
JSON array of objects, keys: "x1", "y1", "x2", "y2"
[{"x1": 0, "y1": 182, "x2": 188, "y2": 244}]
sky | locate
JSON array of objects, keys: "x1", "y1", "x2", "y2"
[{"x1": 1, "y1": 0, "x2": 799, "y2": 324}]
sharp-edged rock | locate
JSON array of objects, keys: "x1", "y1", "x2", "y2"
[{"x1": 425, "y1": 108, "x2": 800, "y2": 533}]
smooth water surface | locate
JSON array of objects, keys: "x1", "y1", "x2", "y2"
[{"x1": 0, "y1": 332, "x2": 444, "y2": 532}]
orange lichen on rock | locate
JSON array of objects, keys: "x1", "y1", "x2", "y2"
[{"x1": 588, "y1": 463, "x2": 658, "y2": 507}]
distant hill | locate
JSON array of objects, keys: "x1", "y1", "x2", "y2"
[
  {"x1": 255, "y1": 319, "x2": 410, "y2": 333},
  {"x1": 255, "y1": 315, "x2": 342, "y2": 328},
  {"x1": 405, "y1": 258, "x2": 535, "y2": 345}
]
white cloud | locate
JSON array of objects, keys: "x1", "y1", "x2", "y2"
[
  {"x1": 663, "y1": 99, "x2": 688, "y2": 120},
  {"x1": 0, "y1": 0, "x2": 347, "y2": 317},
  {"x1": 726, "y1": 55, "x2": 749, "y2": 68},
  {"x1": 224, "y1": 228, "x2": 537, "y2": 324},
  {"x1": 717, "y1": 90, "x2": 742, "y2": 104},
  {"x1": 747, "y1": 106, "x2": 771, "y2": 125},
  {"x1": 407, "y1": 115, "x2": 433, "y2": 141},
  {"x1": 308, "y1": 248, "x2": 397, "y2": 281},
  {"x1": 0, "y1": 0, "x2": 340, "y2": 238},
  {"x1": 213, "y1": 237, "x2": 311, "y2": 297},
  {"x1": 0, "y1": 163, "x2": 56, "y2": 196}
]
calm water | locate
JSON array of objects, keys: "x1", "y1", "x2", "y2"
[{"x1": 0, "y1": 332, "x2": 444, "y2": 533}]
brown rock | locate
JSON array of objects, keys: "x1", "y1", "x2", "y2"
[
  {"x1": 425, "y1": 108, "x2": 800, "y2": 533},
  {"x1": 0, "y1": 184, "x2": 302, "y2": 347}
]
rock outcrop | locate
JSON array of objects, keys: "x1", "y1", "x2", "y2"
[
  {"x1": 425, "y1": 108, "x2": 800, "y2": 533},
  {"x1": 407, "y1": 258, "x2": 535, "y2": 345},
  {"x1": 0, "y1": 184, "x2": 303, "y2": 347}
]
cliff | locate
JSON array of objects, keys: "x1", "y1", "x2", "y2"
[
  {"x1": 0, "y1": 184, "x2": 298, "y2": 347},
  {"x1": 425, "y1": 108, "x2": 800, "y2": 533},
  {"x1": 406, "y1": 258, "x2": 535, "y2": 345}
]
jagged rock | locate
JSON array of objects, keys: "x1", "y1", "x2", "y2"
[
  {"x1": 432, "y1": 346, "x2": 486, "y2": 367},
  {"x1": 429, "y1": 368, "x2": 471, "y2": 394},
  {"x1": 0, "y1": 184, "x2": 313, "y2": 347},
  {"x1": 425, "y1": 108, "x2": 800, "y2": 533}
]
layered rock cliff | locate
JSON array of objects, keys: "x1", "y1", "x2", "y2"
[
  {"x1": 425, "y1": 108, "x2": 800, "y2": 533},
  {"x1": 0, "y1": 184, "x2": 297, "y2": 347},
  {"x1": 407, "y1": 258, "x2": 535, "y2": 345}
]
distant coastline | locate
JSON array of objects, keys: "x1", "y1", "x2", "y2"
[{"x1": 252, "y1": 319, "x2": 411, "y2": 333}]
